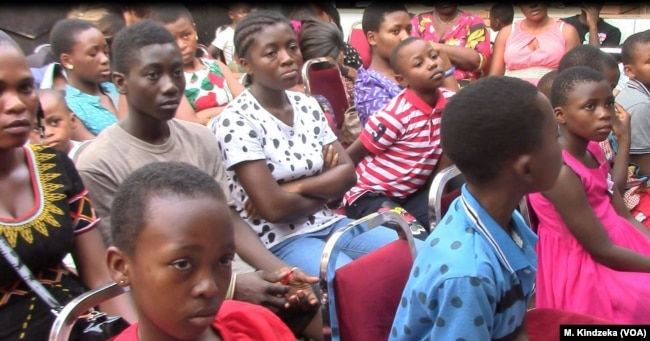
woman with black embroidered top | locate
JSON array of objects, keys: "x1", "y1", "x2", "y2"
[
  {"x1": 212, "y1": 10, "x2": 399, "y2": 279},
  {"x1": 0, "y1": 32, "x2": 136, "y2": 340}
]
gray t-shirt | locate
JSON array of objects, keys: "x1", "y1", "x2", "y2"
[
  {"x1": 616, "y1": 79, "x2": 650, "y2": 155},
  {"x1": 75, "y1": 119, "x2": 233, "y2": 245}
]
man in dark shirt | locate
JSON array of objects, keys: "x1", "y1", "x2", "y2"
[{"x1": 562, "y1": 3, "x2": 621, "y2": 47}]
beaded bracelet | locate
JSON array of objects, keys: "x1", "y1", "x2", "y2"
[{"x1": 225, "y1": 273, "x2": 237, "y2": 300}]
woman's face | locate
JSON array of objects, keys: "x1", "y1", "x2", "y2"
[
  {"x1": 163, "y1": 16, "x2": 198, "y2": 66},
  {"x1": 0, "y1": 44, "x2": 38, "y2": 150},
  {"x1": 520, "y1": 3, "x2": 549, "y2": 22},
  {"x1": 63, "y1": 27, "x2": 111, "y2": 84},
  {"x1": 368, "y1": 11, "x2": 412, "y2": 61}
]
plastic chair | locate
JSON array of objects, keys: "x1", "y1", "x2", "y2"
[
  {"x1": 302, "y1": 56, "x2": 350, "y2": 130},
  {"x1": 347, "y1": 21, "x2": 370, "y2": 69},
  {"x1": 49, "y1": 282, "x2": 129, "y2": 341},
  {"x1": 319, "y1": 210, "x2": 418, "y2": 341},
  {"x1": 428, "y1": 164, "x2": 463, "y2": 231}
]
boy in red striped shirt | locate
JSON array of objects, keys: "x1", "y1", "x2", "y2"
[{"x1": 344, "y1": 37, "x2": 455, "y2": 236}]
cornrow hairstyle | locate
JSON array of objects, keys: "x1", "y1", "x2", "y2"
[
  {"x1": 234, "y1": 9, "x2": 293, "y2": 59},
  {"x1": 361, "y1": 2, "x2": 408, "y2": 36},
  {"x1": 551, "y1": 66, "x2": 605, "y2": 108},
  {"x1": 441, "y1": 76, "x2": 547, "y2": 184},
  {"x1": 111, "y1": 161, "x2": 226, "y2": 256},
  {"x1": 621, "y1": 30, "x2": 650, "y2": 65},
  {"x1": 111, "y1": 20, "x2": 177, "y2": 75},
  {"x1": 49, "y1": 18, "x2": 99, "y2": 59}
]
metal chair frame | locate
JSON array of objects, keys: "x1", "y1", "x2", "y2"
[{"x1": 428, "y1": 165, "x2": 462, "y2": 231}]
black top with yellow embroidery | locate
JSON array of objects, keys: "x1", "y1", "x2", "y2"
[{"x1": 0, "y1": 144, "x2": 99, "y2": 340}]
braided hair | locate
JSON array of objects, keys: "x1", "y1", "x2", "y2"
[{"x1": 234, "y1": 9, "x2": 293, "y2": 59}]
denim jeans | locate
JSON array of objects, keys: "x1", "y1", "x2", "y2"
[{"x1": 269, "y1": 217, "x2": 421, "y2": 277}]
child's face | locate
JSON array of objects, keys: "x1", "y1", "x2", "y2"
[
  {"x1": 368, "y1": 11, "x2": 412, "y2": 61},
  {"x1": 528, "y1": 92, "x2": 563, "y2": 192},
  {"x1": 40, "y1": 94, "x2": 75, "y2": 151},
  {"x1": 0, "y1": 45, "x2": 37, "y2": 150},
  {"x1": 559, "y1": 80, "x2": 615, "y2": 142},
  {"x1": 113, "y1": 42, "x2": 185, "y2": 121},
  {"x1": 394, "y1": 39, "x2": 444, "y2": 93},
  {"x1": 124, "y1": 196, "x2": 235, "y2": 340},
  {"x1": 624, "y1": 43, "x2": 650, "y2": 88},
  {"x1": 63, "y1": 28, "x2": 111, "y2": 84},
  {"x1": 229, "y1": 6, "x2": 252, "y2": 25},
  {"x1": 603, "y1": 65, "x2": 621, "y2": 91},
  {"x1": 241, "y1": 22, "x2": 302, "y2": 91},
  {"x1": 163, "y1": 16, "x2": 198, "y2": 66},
  {"x1": 489, "y1": 17, "x2": 503, "y2": 32}
]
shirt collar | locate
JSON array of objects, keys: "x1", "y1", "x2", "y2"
[
  {"x1": 403, "y1": 88, "x2": 445, "y2": 115},
  {"x1": 459, "y1": 185, "x2": 537, "y2": 273}
]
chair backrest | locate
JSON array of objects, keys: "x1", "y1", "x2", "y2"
[
  {"x1": 49, "y1": 282, "x2": 129, "y2": 341},
  {"x1": 347, "y1": 21, "x2": 370, "y2": 69},
  {"x1": 320, "y1": 211, "x2": 418, "y2": 341},
  {"x1": 302, "y1": 56, "x2": 350, "y2": 130},
  {"x1": 428, "y1": 164, "x2": 463, "y2": 231}
]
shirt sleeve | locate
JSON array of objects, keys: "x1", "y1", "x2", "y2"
[
  {"x1": 77, "y1": 168, "x2": 116, "y2": 245},
  {"x1": 211, "y1": 26, "x2": 229, "y2": 49},
  {"x1": 306, "y1": 95, "x2": 338, "y2": 146},
  {"x1": 58, "y1": 151, "x2": 100, "y2": 236},
  {"x1": 354, "y1": 76, "x2": 395, "y2": 127},
  {"x1": 602, "y1": 26, "x2": 622, "y2": 47},
  {"x1": 466, "y1": 16, "x2": 492, "y2": 62},
  {"x1": 390, "y1": 276, "x2": 496, "y2": 340},
  {"x1": 359, "y1": 103, "x2": 403, "y2": 155},
  {"x1": 214, "y1": 107, "x2": 267, "y2": 171},
  {"x1": 628, "y1": 102, "x2": 650, "y2": 154}
]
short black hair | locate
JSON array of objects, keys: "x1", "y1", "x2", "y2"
[
  {"x1": 389, "y1": 36, "x2": 421, "y2": 74},
  {"x1": 558, "y1": 44, "x2": 611, "y2": 73},
  {"x1": 551, "y1": 66, "x2": 605, "y2": 108},
  {"x1": 489, "y1": 3, "x2": 514, "y2": 25},
  {"x1": 234, "y1": 9, "x2": 293, "y2": 59},
  {"x1": 111, "y1": 161, "x2": 226, "y2": 255},
  {"x1": 361, "y1": 2, "x2": 409, "y2": 36},
  {"x1": 111, "y1": 20, "x2": 177, "y2": 75},
  {"x1": 298, "y1": 18, "x2": 345, "y2": 62},
  {"x1": 49, "y1": 18, "x2": 99, "y2": 59},
  {"x1": 621, "y1": 30, "x2": 650, "y2": 65},
  {"x1": 148, "y1": 4, "x2": 194, "y2": 25},
  {"x1": 441, "y1": 76, "x2": 547, "y2": 184},
  {"x1": 537, "y1": 69, "x2": 558, "y2": 101}
]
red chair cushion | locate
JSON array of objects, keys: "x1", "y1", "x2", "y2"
[
  {"x1": 332, "y1": 239, "x2": 413, "y2": 341},
  {"x1": 527, "y1": 308, "x2": 619, "y2": 341},
  {"x1": 307, "y1": 67, "x2": 349, "y2": 129},
  {"x1": 348, "y1": 28, "x2": 371, "y2": 69}
]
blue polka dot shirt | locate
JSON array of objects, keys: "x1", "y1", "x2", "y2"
[{"x1": 389, "y1": 185, "x2": 537, "y2": 341}]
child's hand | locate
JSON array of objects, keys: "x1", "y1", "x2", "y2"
[
  {"x1": 276, "y1": 266, "x2": 320, "y2": 310},
  {"x1": 613, "y1": 103, "x2": 631, "y2": 142},
  {"x1": 234, "y1": 271, "x2": 290, "y2": 313},
  {"x1": 581, "y1": 4, "x2": 601, "y2": 27},
  {"x1": 322, "y1": 144, "x2": 339, "y2": 171}
]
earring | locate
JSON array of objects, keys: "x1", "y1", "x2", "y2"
[
  {"x1": 118, "y1": 279, "x2": 127, "y2": 286},
  {"x1": 66, "y1": 65, "x2": 74, "y2": 70}
]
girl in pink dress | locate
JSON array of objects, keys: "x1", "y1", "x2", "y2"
[
  {"x1": 528, "y1": 66, "x2": 650, "y2": 323},
  {"x1": 490, "y1": 3, "x2": 579, "y2": 85}
]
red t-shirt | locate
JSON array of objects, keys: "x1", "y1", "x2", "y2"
[
  {"x1": 113, "y1": 300, "x2": 295, "y2": 341},
  {"x1": 344, "y1": 87, "x2": 454, "y2": 205}
]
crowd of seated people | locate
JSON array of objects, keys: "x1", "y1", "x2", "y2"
[{"x1": 5, "y1": 2, "x2": 650, "y2": 340}]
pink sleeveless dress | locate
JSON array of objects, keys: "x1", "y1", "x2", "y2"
[
  {"x1": 528, "y1": 141, "x2": 650, "y2": 323},
  {"x1": 504, "y1": 18, "x2": 566, "y2": 85}
]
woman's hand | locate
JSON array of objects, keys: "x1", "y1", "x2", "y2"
[{"x1": 322, "y1": 144, "x2": 340, "y2": 172}]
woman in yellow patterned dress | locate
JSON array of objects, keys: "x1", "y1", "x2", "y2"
[{"x1": 0, "y1": 32, "x2": 135, "y2": 340}]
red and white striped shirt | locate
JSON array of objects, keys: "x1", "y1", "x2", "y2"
[{"x1": 343, "y1": 87, "x2": 454, "y2": 205}]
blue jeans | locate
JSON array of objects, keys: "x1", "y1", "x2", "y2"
[{"x1": 270, "y1": 217, "x2": 421, "y2": 277}]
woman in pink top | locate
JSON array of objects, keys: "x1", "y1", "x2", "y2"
[
  {"x1": 490, "y1": 3, "x2": 579, "y2": 85},
  {"x1": 411, "y1": 4, "x2": 491, "y2": 86}
]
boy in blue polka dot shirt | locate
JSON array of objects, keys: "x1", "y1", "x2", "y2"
[{"x1": 389, "y1": 76, "x2": 563, "y2": 340}]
